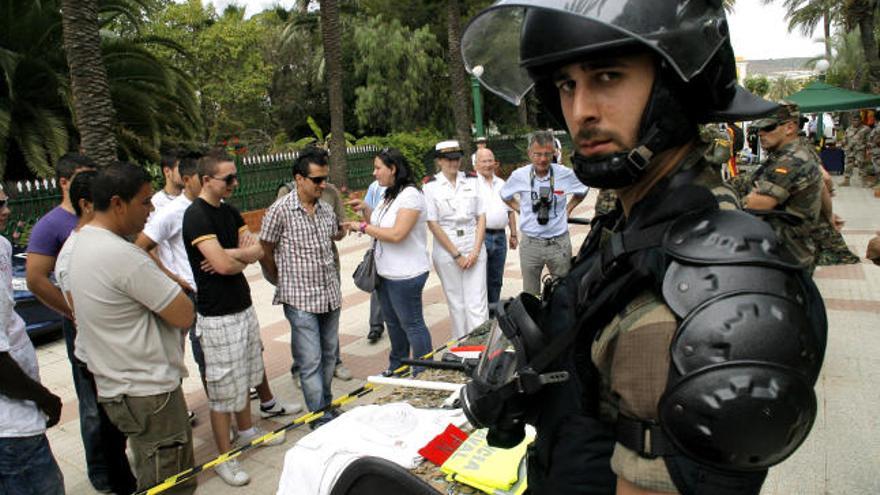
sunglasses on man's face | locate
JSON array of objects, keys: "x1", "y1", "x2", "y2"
[
  {"x1": 306, "y1": 175, "x2": 328, "y2": 185},
  {"x1": 210, "y1": 173, "x2": 238, "y2": 186},
  {"x1": 0, "y1": 199, "x2": 7, "y2": 208}
]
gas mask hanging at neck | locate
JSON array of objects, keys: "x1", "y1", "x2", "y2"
[{"x1": 459, "y1": 294, "x2": 567, "y2": 448}]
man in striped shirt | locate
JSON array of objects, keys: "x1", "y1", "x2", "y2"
[{"x1": 259, "y1": 147, "x2": 344, "y2": 429}]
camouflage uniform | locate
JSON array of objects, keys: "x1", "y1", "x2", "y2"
[
  {"x1": 594, "y1": 189, "x2": 618, "y2": 216},
  {"x1": 748, "y1": 138, "x2": 823, "y2": 271},
  {"x1": 589, "y1": 142, "x2": 740, "y2": 492},
  {"x1": 868, "y1": 125, "x2": 880, "y2": 183},
  {"x1": 811, "y1": 216, "x2": 860, "y2": 266},
  {"x1": 843, "y1": 122, "x2": 870, "y2": 180}
]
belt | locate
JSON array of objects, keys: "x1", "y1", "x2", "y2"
[
  {"x1": 524, "y1": 232, "x2": 568, "y2": 242},
  {"x1": 485, "y1": 228, "x2": 506, "y2": 234}
]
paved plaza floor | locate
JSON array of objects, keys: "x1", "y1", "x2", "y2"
[{"x1": 34, "y1": 180, "x2": 880, "y2": 494}]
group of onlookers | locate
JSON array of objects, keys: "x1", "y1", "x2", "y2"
[
  {"x1": 0, "y1": 130, "x2": 592, "y2": 494},
  {"x1": 6, "y1": 117, "x2": 877, "y2": 494}
]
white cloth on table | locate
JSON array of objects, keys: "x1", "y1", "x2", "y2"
[{"x1": 276, "y1": 402, "x2": 465, "y2": 495}]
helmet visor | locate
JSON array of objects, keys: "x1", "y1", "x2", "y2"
[
  {"x1": 462, "y1": 0, "x2": 729, "y2": 105},
  {"x1": 474, "y1": 320, "x2": 520, "y2": 388}
]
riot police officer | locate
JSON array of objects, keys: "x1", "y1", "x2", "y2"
[{"x1": 457, "y1": 2, "x2": 827, "y2": 494}]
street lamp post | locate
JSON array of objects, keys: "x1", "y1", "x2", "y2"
[
  {"x1": 470, "y1": 65, "x2": 485, "y2": 138},
  {"x1": 815, "y1": 59, "x2": 830, "y2": 143}
]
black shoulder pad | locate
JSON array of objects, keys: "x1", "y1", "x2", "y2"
[{"x1": 663, "y1": 209, "x2": 800, "y2": 269}]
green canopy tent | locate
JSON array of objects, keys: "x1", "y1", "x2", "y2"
[{"x1": 786, "y1": 81, "x2": 880, "y2": 113}]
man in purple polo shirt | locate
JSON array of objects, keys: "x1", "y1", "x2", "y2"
[{"x1": 25, "y1": 153, "x2": 135, "y2": 494}]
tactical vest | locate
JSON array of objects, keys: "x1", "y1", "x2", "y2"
[{"x1": 525, "y1": 167, "x2": 827, "y2": 495}]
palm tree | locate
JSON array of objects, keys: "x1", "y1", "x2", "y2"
[
  {"x1": 446, "y1": 0, "x2": 473, "y2": 165},
  {"x1": 320, "y1": 0, "x2": 348, "y2": 186},
  {"x1": 759, "y1": 0, "x2": 841, "y2": 61},
  {"x1": 767, "y1": 74, "x2": 802, "y2": 100},
  {"x1": 809, "y1": 30, "x2": 869, "y2": 90},
  {"x1": 842, "y1": 0, "x2": 880, "y2": 91},
  {"x1": 0, "y1": 1, "x2": 70, "y2": 178},
  {"x1": 0, "y1": 0, "x2": 202, "y2": 178},
  {"x1": 61, "y1": 0, "x2": 118, "y2": 166}
]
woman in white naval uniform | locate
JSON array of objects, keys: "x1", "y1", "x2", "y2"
[{"x1": 423, "y1": 140, "x2": 489, "y2": 339}]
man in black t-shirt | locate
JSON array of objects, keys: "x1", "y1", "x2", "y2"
[{"x1": 182, "y1": 152, "x2": 289, "y2": 486}]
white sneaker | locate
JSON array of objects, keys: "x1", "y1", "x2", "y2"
[
  {"x1": 334, "y1": 364, "x2": 353, "y2": 381},
  {"x1": 215, "y1": 459, "x2": 250, "y2": 486},
  {"x1": 260, "y1": 401, "x2": 303, "y2": 419},
  {"x1": 237, "y1": 426, "x2": 286, "y2": 448}
]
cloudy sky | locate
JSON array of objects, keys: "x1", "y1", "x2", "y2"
[{"x1": 206, "y1": 0, "x2": 825, "y2": 60}]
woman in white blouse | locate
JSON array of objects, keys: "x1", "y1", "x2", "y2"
[{"x1": 346, "y1": 148, "x2": 432, "y2": 374}]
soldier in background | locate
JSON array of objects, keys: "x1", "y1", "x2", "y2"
[
  {"x1": 867, "y1": 119, "x2": 880, "y2": 188},
  {"x1": 842, "y1": 113, "x2": 870, "y2": 186},
  {"x1": 745, "y1": 103, "x2": 824, "y2": 272},
  {"x1": 811, "y1": 166, "x2": 860, "y2": 266}
]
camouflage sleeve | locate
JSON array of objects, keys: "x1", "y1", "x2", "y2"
[
  {"x1": 592, "y1": 292, "x2": 680, "y2": 492},
  {"x1": 753, "y1": 154, "x2": 812, "y2": 204}
]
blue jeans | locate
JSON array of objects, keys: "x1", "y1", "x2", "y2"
[
  {"x1": 61, "y1": 319, "x2": 136, "y2": 493},
  {"x1": 484, "y1": 230, "x2": 508, "y2": 307},
  {"x1": 0, "y1": 434, "x2": 64, "y2": 494},
  {"x1": 377, "y1": 272, "x2": 432, "y2": 372},
  {"x1": 284, "y1": 305, "x2": 340, "y2": 415},
  {"x1": 185, "y1": 292, "x2": 206, "y2": 382}
]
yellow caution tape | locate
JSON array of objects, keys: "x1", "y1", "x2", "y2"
[{"x1": 138, "y1": 330, "x2": 483, "y2": 494}]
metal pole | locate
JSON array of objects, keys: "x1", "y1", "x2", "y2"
[{"x1": 471, "y1": 74, "x2": 484, "y2": 138}]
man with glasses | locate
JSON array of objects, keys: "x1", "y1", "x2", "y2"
[
  {"x1": 182, "y1": 151, "x2": 284, "y2": 486},
  {"x1": 745, "y1": 103, "x2": 823, "y2": 271},
  {"x1": 500, "y1": 130, "x2": 587, "y2": 296},
  {"x1": 260, "y1": 147, "x2": 344, "y2": 429}
]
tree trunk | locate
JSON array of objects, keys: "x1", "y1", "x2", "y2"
[
  {"x1": 847, "y1": 0, "x2": 880, "y2": 91},
  {"x1": 61, "y1": 0, "x2": 117, "y2": 166},
  {"x1": 446, "y1": 0, "x2": 473, "y2": 168},
  {"x1": 857, "y1": 9, "x2": 880, "y2": 92},
  {"x1": 320, "y1": 0, "x2": 347, "y2": 187}
]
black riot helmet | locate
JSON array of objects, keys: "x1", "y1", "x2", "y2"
[{"x1": 461, "y1": 0, "x2": 778, "y2": 188}]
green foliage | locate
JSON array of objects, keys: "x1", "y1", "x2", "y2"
[
  {"x1": 745, "y1": 75, "x2": 771, "y2": 97},
  {"x1": 0, "y1": 0, "x2": 201, "y2": 179},
  {"x1": 820, "y1": 29, "x2": 871, "y2": 90},
  {"x1": 143, "y1": 1, "x2": 280, "y2": 145},
  {"x1": 356, "y1": 129, "x2": 446, "y2": 181},
  {"x1": 351, "y1": 16, "x2": 446, "y2": 134},
  {"x1": 766, "y1": 75, "x2": 804, "y2": 101}
]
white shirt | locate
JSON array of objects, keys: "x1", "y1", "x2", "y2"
[
  {"x1": 372, "y1": 186, "x2": 430, "y2": 280},
  {"x1": 476, "y1": 174, "x2": 512, "y2": 230},
  {"x1": 424, "y1": 172, "x2": 486, "y2": 252},
  {"x1": 142, "y1": 194, "x2": 195, "y2": 289},
  {"x1": 150, "y1": 189, "x2": 177, "y2": 212},
  {"x1": 0, "y1": 236, "x2": 45, "y2": 437},
  {"x1": 500, "y1": 163, "x2": 588, "y2": 238},
  {"x1": 55, "y1": 230, "x2": 77, "y2": 298}
]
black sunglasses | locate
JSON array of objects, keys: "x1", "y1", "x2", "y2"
[
  {"x1": 306, "y1": 175, "x2": 328, "y2": 185},
  {"x1": 210, "y1": 173, "x2": 238, "y2": 185},
  {"x1": 0, "y1": 199, "x2": 6, "y2": 208},
  {"x1": 758, "y1": 120, "x2": 794, "y2": 133}
]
